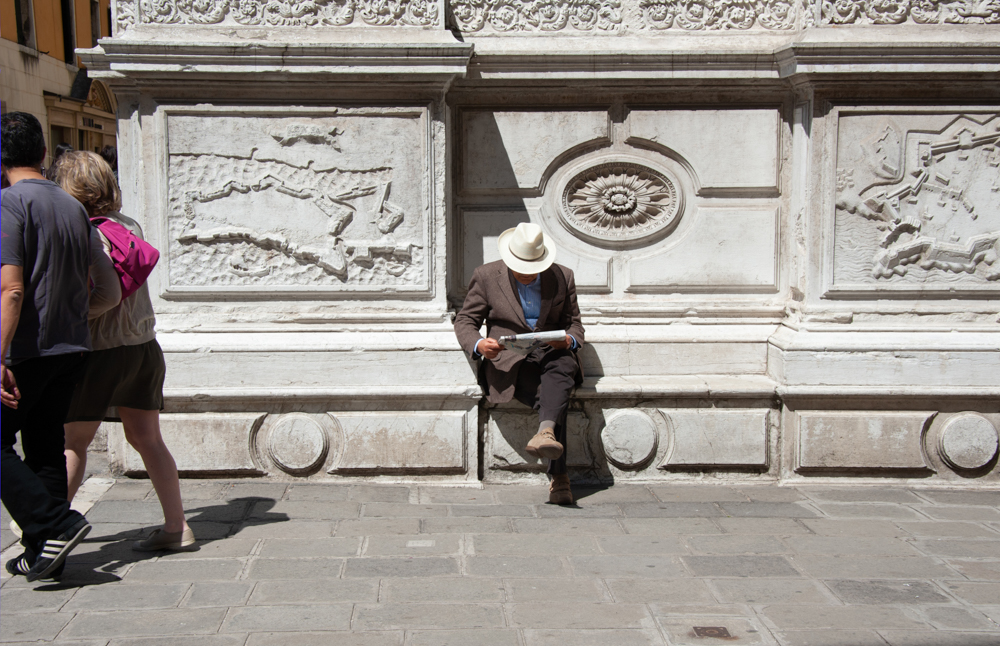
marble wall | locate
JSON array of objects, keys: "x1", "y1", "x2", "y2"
[{"x1": 81, "y1": 3, "x2": 999, "y2": 484}]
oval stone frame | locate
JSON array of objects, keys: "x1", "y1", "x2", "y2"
[{"x1": 557, "y1": 159, "x2": 685, "y2": 248}]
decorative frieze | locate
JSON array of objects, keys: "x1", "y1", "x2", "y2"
[
  {"x1": 821, "y1": 0, "x2": 1000, "y2": 24},
  {"x1": 448, "y1": 0, "x2": 798, "y2": 31},
  {"x1": 122, "y1": 0, "x2": 438, "y2": 30},
  {"x1": 112, "y1": 0, "x2": 1000, "y2": 32},
  {"x1": 449, "y1": 0, "x2": 624, "y2": 32}
]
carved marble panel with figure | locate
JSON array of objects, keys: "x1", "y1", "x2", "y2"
[
  {"x1": 163, "y1": 106, "x2": 431, "y2": 296},
  {"x1": 831, "y1": 109, "x2": 1000, "y2": 295}
]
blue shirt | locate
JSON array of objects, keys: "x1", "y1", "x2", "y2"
[{"x1": 516, "y1": 274, "x2": 542, "y2": 329}]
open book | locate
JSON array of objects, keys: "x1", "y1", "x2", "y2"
[{"x1": 497, "y1": 330, "x2": 568, "y2": 357}]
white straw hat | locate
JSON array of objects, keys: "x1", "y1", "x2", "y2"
[{"x1": 497, "y1": 222, "x2": 557, "y2": 274}]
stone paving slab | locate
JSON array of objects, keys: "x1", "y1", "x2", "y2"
[{"x1": 2, "y1": 480, "x2": 999, "y2": 645}]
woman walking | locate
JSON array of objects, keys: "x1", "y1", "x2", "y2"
[{"x1": 56, "y1": 151, "x2": 194, "y2": 551}]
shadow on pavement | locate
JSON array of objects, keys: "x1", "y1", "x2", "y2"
[{"x1": 17, "y1": 497, "x2": 289, "y2": 590}]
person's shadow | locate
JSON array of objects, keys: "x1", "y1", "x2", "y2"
[{"x1": 28, "y1": 496, "x2": 289, "y2": 590}]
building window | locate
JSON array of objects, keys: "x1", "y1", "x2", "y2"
[
  {"x1": 14, "y1": 0, "x2": 36, "y2": 50},
  {"x1": 60, "y1": 0, "x2": 76, "y2": 64},
  {"x1": 91, "y1": 0, "x2": 101, "y2": 46}
]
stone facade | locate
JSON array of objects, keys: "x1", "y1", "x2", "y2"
[{"x1": 81, "y1": 3, "x2": 998, "y2": 485}]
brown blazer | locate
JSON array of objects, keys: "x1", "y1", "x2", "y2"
[{"x1": 455, "y1": 260, "x2": 586, "y2": 404}]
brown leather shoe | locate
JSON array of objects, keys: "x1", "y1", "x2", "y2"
[
  {"x1": 525, "y1": 428, "x2": 564, "y2": 460},
  {"x1": 549, "y1": 474, "x2": 573, "y2": 505}
]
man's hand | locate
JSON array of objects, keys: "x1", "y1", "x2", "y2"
[
  {"x1": 547, "y1": 335, "x2": 572, "y2": 350},
  {"x1": 1, "y1": 364, "x2": 19, "y2": 408},
  {"x1": 479, "y1": 337, "x2": 502, "y2": 360}
]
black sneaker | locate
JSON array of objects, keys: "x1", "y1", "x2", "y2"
[
  {"x1": 25, "y1": 518, "x2": 90, "y2": 582},
  {"x1": 5, "y1": 554, "x2": 31, "y2": 576},
  {"x1": 5, "y1": 554, "x2": 63, "y2": 581}
]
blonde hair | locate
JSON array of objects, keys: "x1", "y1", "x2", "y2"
[{"x1": 54, "y1": 150, "x2": 122, "y2": 218}]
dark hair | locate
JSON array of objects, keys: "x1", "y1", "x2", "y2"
[
  {"x1": 99, "y1": 145, "x2": 117, "y2": 172},
  {"x1": 45, "y1": 144, "x2": 75, "y2": 181},
  {"x1": 53, "y1": 143, "x2": 74, "y2": 160},
  {"x1": 1, "y1": 112, "x2": 46, "y2": 169}
]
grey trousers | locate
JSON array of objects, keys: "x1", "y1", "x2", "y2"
[{"x1": 512, "y1": 347, "x2": 579, "y2": 476}]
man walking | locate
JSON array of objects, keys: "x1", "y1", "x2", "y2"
[
  {"x1": 455, "y1": 222, "x2": 585, "y2": 504},
  {"x1": 2, "y1": 112, "x2": 93, "y2": 581}
]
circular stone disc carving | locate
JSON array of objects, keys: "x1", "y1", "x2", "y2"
[
  {"x1": 561, "y1": 162, "x2": 683, "y2": 246},
  {"x1": 602, "y1": 410, "x2": 659, "y2": 470},
  {"x1": 938, "y1": 414, "x2": 999, "y2": 471},
  {"x1": 267, "y1": 414, "x2": 330, "y2": 475}
]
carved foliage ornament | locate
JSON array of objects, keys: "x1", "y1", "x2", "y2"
[
  {"x1": 449, "y1": 0, "x2": 623, "y2": 31},
  {"x1": 639, "y1": 0, "x2": 796, "y2": 29},
  {"x1": 822, "y1": 0, "x2": 999, "y2": 23},
  {"x1": 561, "y1": 162, "x2": 682, "y2": 245},
  {"x1": 133, "y1": 0, "x2": 438, "y2": 27},
  {"x1": 448, "y1": 0, "x2": 795, "y2": 30}
]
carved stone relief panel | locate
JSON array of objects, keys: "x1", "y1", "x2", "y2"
[
  {"x1": 832, "y1": 110, "x2": 1000, "y2": 294},
  {"x1": 118, "y1": 0, "x2": 440, "y2": 31},
  {"x1": 163, "y1": 107, "x2": 431, "y2": 296}
]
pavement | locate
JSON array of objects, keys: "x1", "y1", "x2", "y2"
[{"x1": 2, "y1": 478, "x2": 999, "y2": 646}]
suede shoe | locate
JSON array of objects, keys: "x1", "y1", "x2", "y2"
[
  {"x1": 26, "y1": 518, "x2": 90, "y2": 582},
  {"x1": 526, "y1": 428, "x2": 564, "y2": 460},
  {"x1": 133, "y1": 527, "x2": 197, "y2": 552},
  {"x1": 549, "y1": 474, "x2": 574, "y2": 505}
]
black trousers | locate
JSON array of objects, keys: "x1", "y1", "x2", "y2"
[
  {"x1": 513, "y1": 347, "x2": 579, "y2": 476},
  {"x1": 2, "y1": 353, "x2": 88, "y2": 562}
]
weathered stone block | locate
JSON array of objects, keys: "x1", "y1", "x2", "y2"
[
  {"x1": 110, "y1": 413, "x2": 265, "y2": 476},
  {"x1": 796, "y1": 411, "x2": 932, "y2": 472},
  {"x1": 628, "y1": 109, "x2": 780, "y2": 190},
  {"x1": 461, "y1": 110, "x2": 610, "y2": 192},
  {"x1": 330, "y1": 411, "x2": 469, "y2": 473},
  {"x1": 629, "y1": 209, "x2": 778, "y2": 291},
  {"x1": 660, "y1": 409, "x2": 769, "y2": 468},
  {"x1": 486, "y1": 409, "x2": 592, "y2": 472}
]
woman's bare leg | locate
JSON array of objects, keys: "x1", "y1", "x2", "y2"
[
  {"x1": 64, "y1": 421, "x2": 102, "y2": 501},
  {"x1": 118, "y1": 407, "x2": 188, "y2": 533}
]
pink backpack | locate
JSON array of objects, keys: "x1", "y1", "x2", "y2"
[{"x1": 91, "y1": 217, "x2": 160, "y2": 300}]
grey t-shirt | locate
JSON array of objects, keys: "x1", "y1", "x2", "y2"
[{"x1": 1, "y1": 179, "x2": 93, "y2": 362}]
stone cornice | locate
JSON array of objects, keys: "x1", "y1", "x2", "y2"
[{"x1": 78, "y1": 40, "x2": 474, "y2": 85}]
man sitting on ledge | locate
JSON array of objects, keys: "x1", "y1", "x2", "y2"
[{"x1": 455, "y1": 222, "x2": 585, "y2": 504}]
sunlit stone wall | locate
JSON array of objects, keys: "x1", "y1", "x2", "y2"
[{"x1": 83, "y1": 0, "x2": 999, "y2": 484}]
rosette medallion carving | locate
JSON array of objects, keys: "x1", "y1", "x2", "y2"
[{"x1": 560, "y1": 162, "x2": 683, "y2": 245}]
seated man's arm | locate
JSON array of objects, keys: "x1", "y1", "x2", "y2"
[
  {"x1": 561, "y1": 268, "x2": 585, "y2": 349},
  {"x1": 454, "y1": 268, "x2": 493, "y2": 359}
]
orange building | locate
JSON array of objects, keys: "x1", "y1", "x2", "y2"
[{"x1": 1, "y1": 0, "x2": 117, "y2": 166}]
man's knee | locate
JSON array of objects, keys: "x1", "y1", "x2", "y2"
[{"x1": 543, "y1": 350, "x2": 579, "y2": 375}]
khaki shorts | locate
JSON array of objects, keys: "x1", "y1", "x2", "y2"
[{"x1": 65, "y1": 339, "x2": 165, "y2": 422}]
